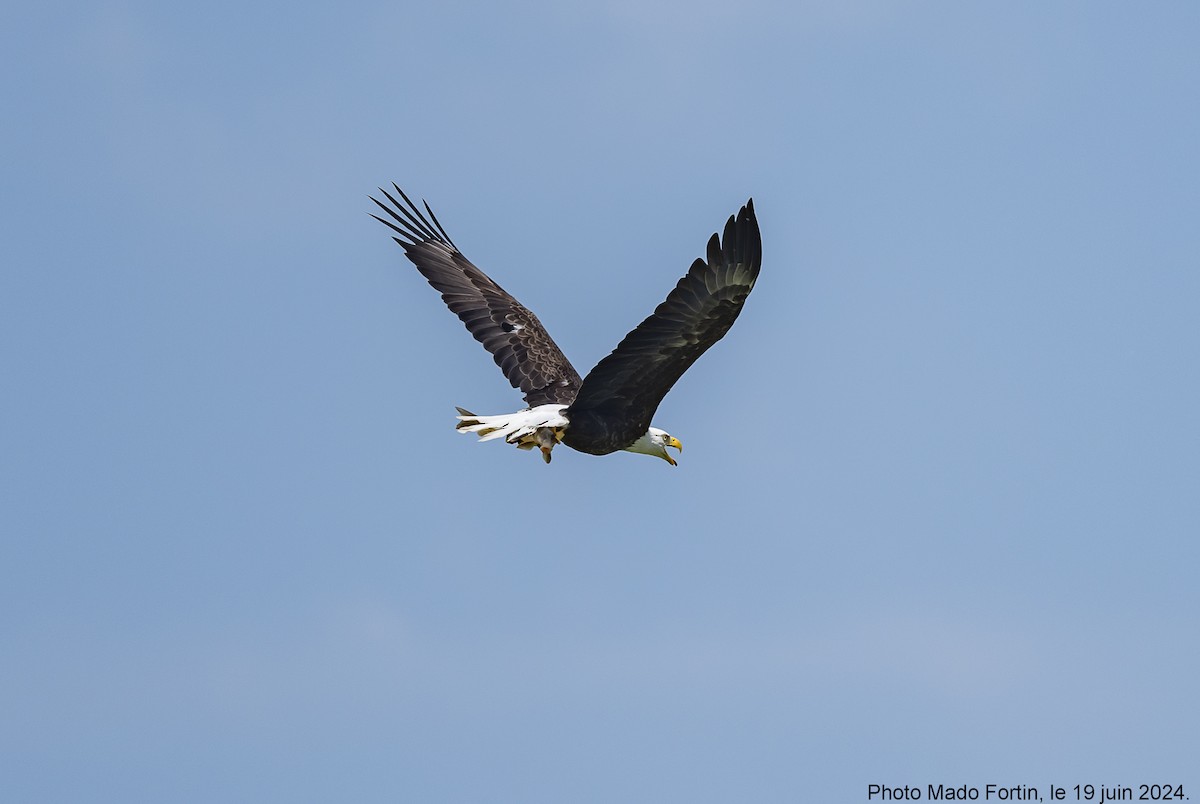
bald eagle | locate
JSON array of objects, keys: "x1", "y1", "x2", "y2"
[{"x1": 370, "y1": 185, "x2": 761, "y2": 465}]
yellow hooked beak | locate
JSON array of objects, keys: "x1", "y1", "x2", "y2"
[{"x1": 664, "y1": 436, "x2": 682, "y2": 466}]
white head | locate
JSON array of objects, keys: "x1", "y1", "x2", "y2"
[{"x1": 624, "y1": 427, "x2": 684, "y2": 466}]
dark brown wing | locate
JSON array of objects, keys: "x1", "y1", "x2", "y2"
[
  {"x1": 564, "y1": 200, "x2": 761, "y2": 454},
  {"x1": 370, "y1": 184, "x2": 582, "y2": 407}
]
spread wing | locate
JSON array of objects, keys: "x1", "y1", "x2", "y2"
[
  {"x1": 566, "y1": 200, "x2": 761, "y2": 447},
  {"x1": 370, "y1": 185, "x2": 582, "y2": 407}
]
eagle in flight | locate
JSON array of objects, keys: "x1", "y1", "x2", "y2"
[{"x1": 370, "y1": 185, "x2": 761, "y2": 465}]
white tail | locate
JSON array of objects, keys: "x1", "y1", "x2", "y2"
[{"x1": 454, "y1": 404, "x2": 570, "y2": 461}]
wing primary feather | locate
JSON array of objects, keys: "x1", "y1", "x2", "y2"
[
  {"x1": 379, "y1": 185, "x2": 440, "y2": 243},
  {"x1": 423, "y1": 200, "x2": 459, "y2": 250},
  {"x1": 370, "y1": 193, "x2": 430, "y2": 244},
  {"x1": 389, "y1": 184, "x2": 442, "y2": 241},
  {"x1": 368, "y1": 194, "x2": 407, "y2": 226},
  {"x1": 369, "y1": 207, "x2": 411, "y2": 240}
]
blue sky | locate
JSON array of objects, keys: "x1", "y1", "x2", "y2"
[{"x1": 2, "y1": 2, "x2": 1198, "y2": 802}]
